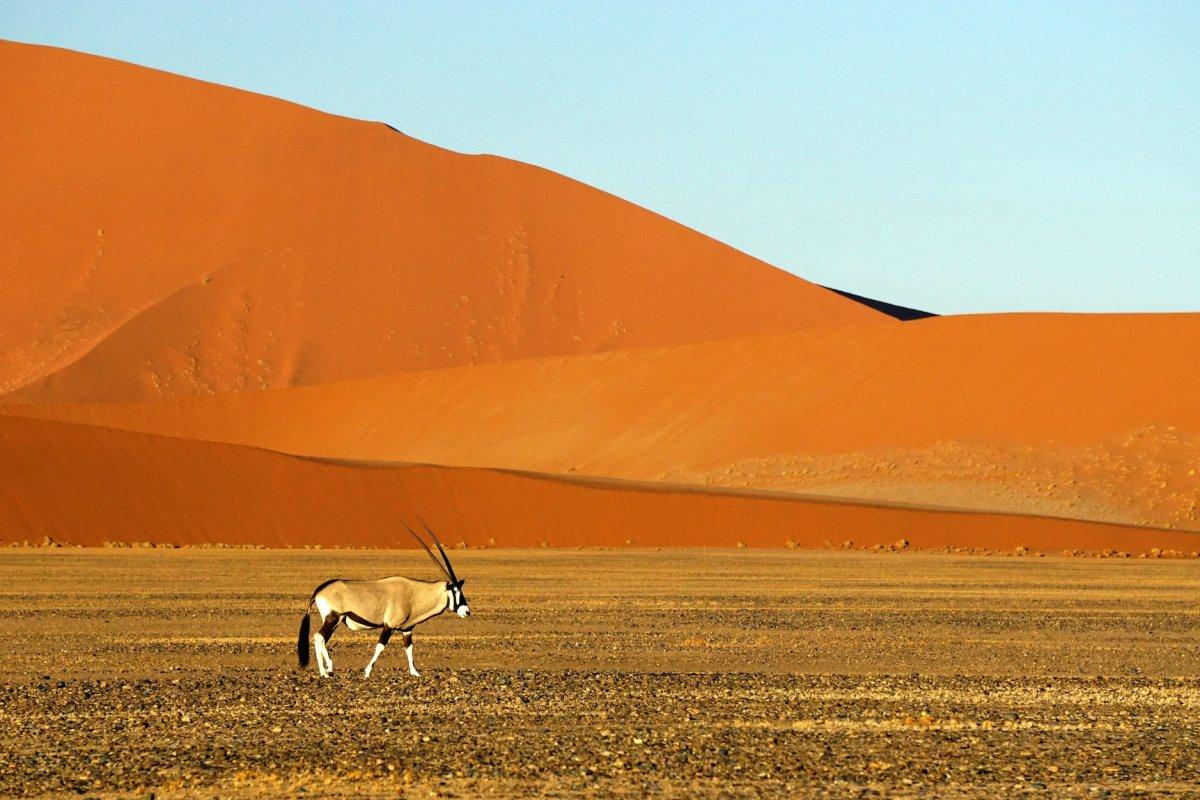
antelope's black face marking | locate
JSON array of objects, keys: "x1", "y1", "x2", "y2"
[
  {"x1": 406, "y1": 518, "x2": 470, "y2": 619},
  {"x1": 448, "y1": 580, "x2": 471, "y2": 618}
]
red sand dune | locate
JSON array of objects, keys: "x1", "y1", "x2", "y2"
[
  {"x1": 2, "y1": 415, "x2": 1194, "y2": 554},
  {"x1": 3, "y1": 41, "x2": 1197, "y2": 551},
  {"x1": 9, "y1": 312, "x2": 1200, "y2": 531},
  {"x1": 0, "y1": 40, "x2": 884, "y2": 403}
]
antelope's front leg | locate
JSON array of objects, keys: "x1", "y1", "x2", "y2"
[
  {"x1": 403, "y1": 630, "x2": 419, "y2": 677},
  {"x1": 364, "y1": 628, "x2": 393, "y2": 678}
]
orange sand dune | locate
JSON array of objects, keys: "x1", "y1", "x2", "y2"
[
  {"x1": 0, "y1": 40, "x2": 884, "y2": 403},
  {"x1": 8, "y1": 312, "x2": 1200, "y2": 531},
  {"x1": 4, "y1": 41, "x2": 1196, "y2": 549},
  {"x1": 1, "y1": 415, "x2": 1194, "y2": 554}
]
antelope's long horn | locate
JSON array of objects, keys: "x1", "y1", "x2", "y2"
[
  {"x1": 418, "y1": 516, "x2": 458, "y2": 583},
  {"x1": 404, "y1": 521, "x2": 451, "y2": 579}
]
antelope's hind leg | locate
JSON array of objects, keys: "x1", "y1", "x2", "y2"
[
  {"x1": 364, "y1": 628, "x2": 394, "y2": 678},
  {"x1": 403, "y1": 630, "x2": 419, "y2": 677},
  {"x1": 314, "y1": 615, "x2": 340, "y2": 678}
]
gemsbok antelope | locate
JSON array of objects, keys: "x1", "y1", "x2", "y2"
[{"x1": 297, "y1": 522, "x2": 471, "y2": 678}]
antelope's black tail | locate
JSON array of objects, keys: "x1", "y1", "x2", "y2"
[{"x1": 297, "y1": 613, "x2": 311, "y2": 668}]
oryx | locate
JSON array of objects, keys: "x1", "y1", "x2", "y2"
[{"x1": 297, "y1": 522, "x2": 470, "y2": 678}]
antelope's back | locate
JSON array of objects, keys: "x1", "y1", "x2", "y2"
[{"x1": 319, "y1": 576, "x2": 435, "y2": 626}]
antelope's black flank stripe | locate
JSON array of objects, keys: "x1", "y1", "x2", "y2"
[{"x1": 344, "y1": 611, "x2": 385, "y2": 629}]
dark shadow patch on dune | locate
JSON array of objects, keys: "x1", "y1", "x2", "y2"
[{"x1": 822, "y1": 286, "x2": 937, "y2": 321}]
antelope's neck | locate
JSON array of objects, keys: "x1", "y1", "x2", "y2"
[{"x1": 407, "y1": 581, "x2": 450, "y2": 627}]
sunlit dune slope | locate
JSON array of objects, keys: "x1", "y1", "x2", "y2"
[
  {"x1": 0, "y1": 40, "x2": 885, "y2": 403},
  {"x1": 0, "y1": 415, "x2": 1193, "y2": 553},
  {"x1": 9, "y1": 312, "x2": 1200, "y2": 531},
  {"x1": 4, "y1": 40, "x2": 1195, "y2": 546}
]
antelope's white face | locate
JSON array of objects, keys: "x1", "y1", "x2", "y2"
[{"x1": 449, "y1": 580, "x2": 471, "y2": 618}]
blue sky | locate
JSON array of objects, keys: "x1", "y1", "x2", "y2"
[{"x1": 4, "y1": 2, "x2": 1197, "y2": 314}]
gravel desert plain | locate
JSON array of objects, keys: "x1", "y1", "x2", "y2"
[
  {"x1": 3, "y1": 548, "x2": 1200, "y2": 799},
  {"x1": 2, "y1": 39, "x2": 1200, "y2": 799}
]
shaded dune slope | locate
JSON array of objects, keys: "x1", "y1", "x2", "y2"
[
  {"x1": 0, "y1": 415, "x2": 1193, "y2": 553},
  {"x1": 0, "y1": 40, "x2": 885, "y2": 403},
  {"x1": 821, "y1": 286, "x2": 936, "y2": 320},
  {"x1": 8, "y1": 312, "x2": 1200, "y2": 532}
]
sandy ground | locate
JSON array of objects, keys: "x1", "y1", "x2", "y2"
[{"x1": 2, "y1": 549, "x2": 1200, "y2": 798}]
